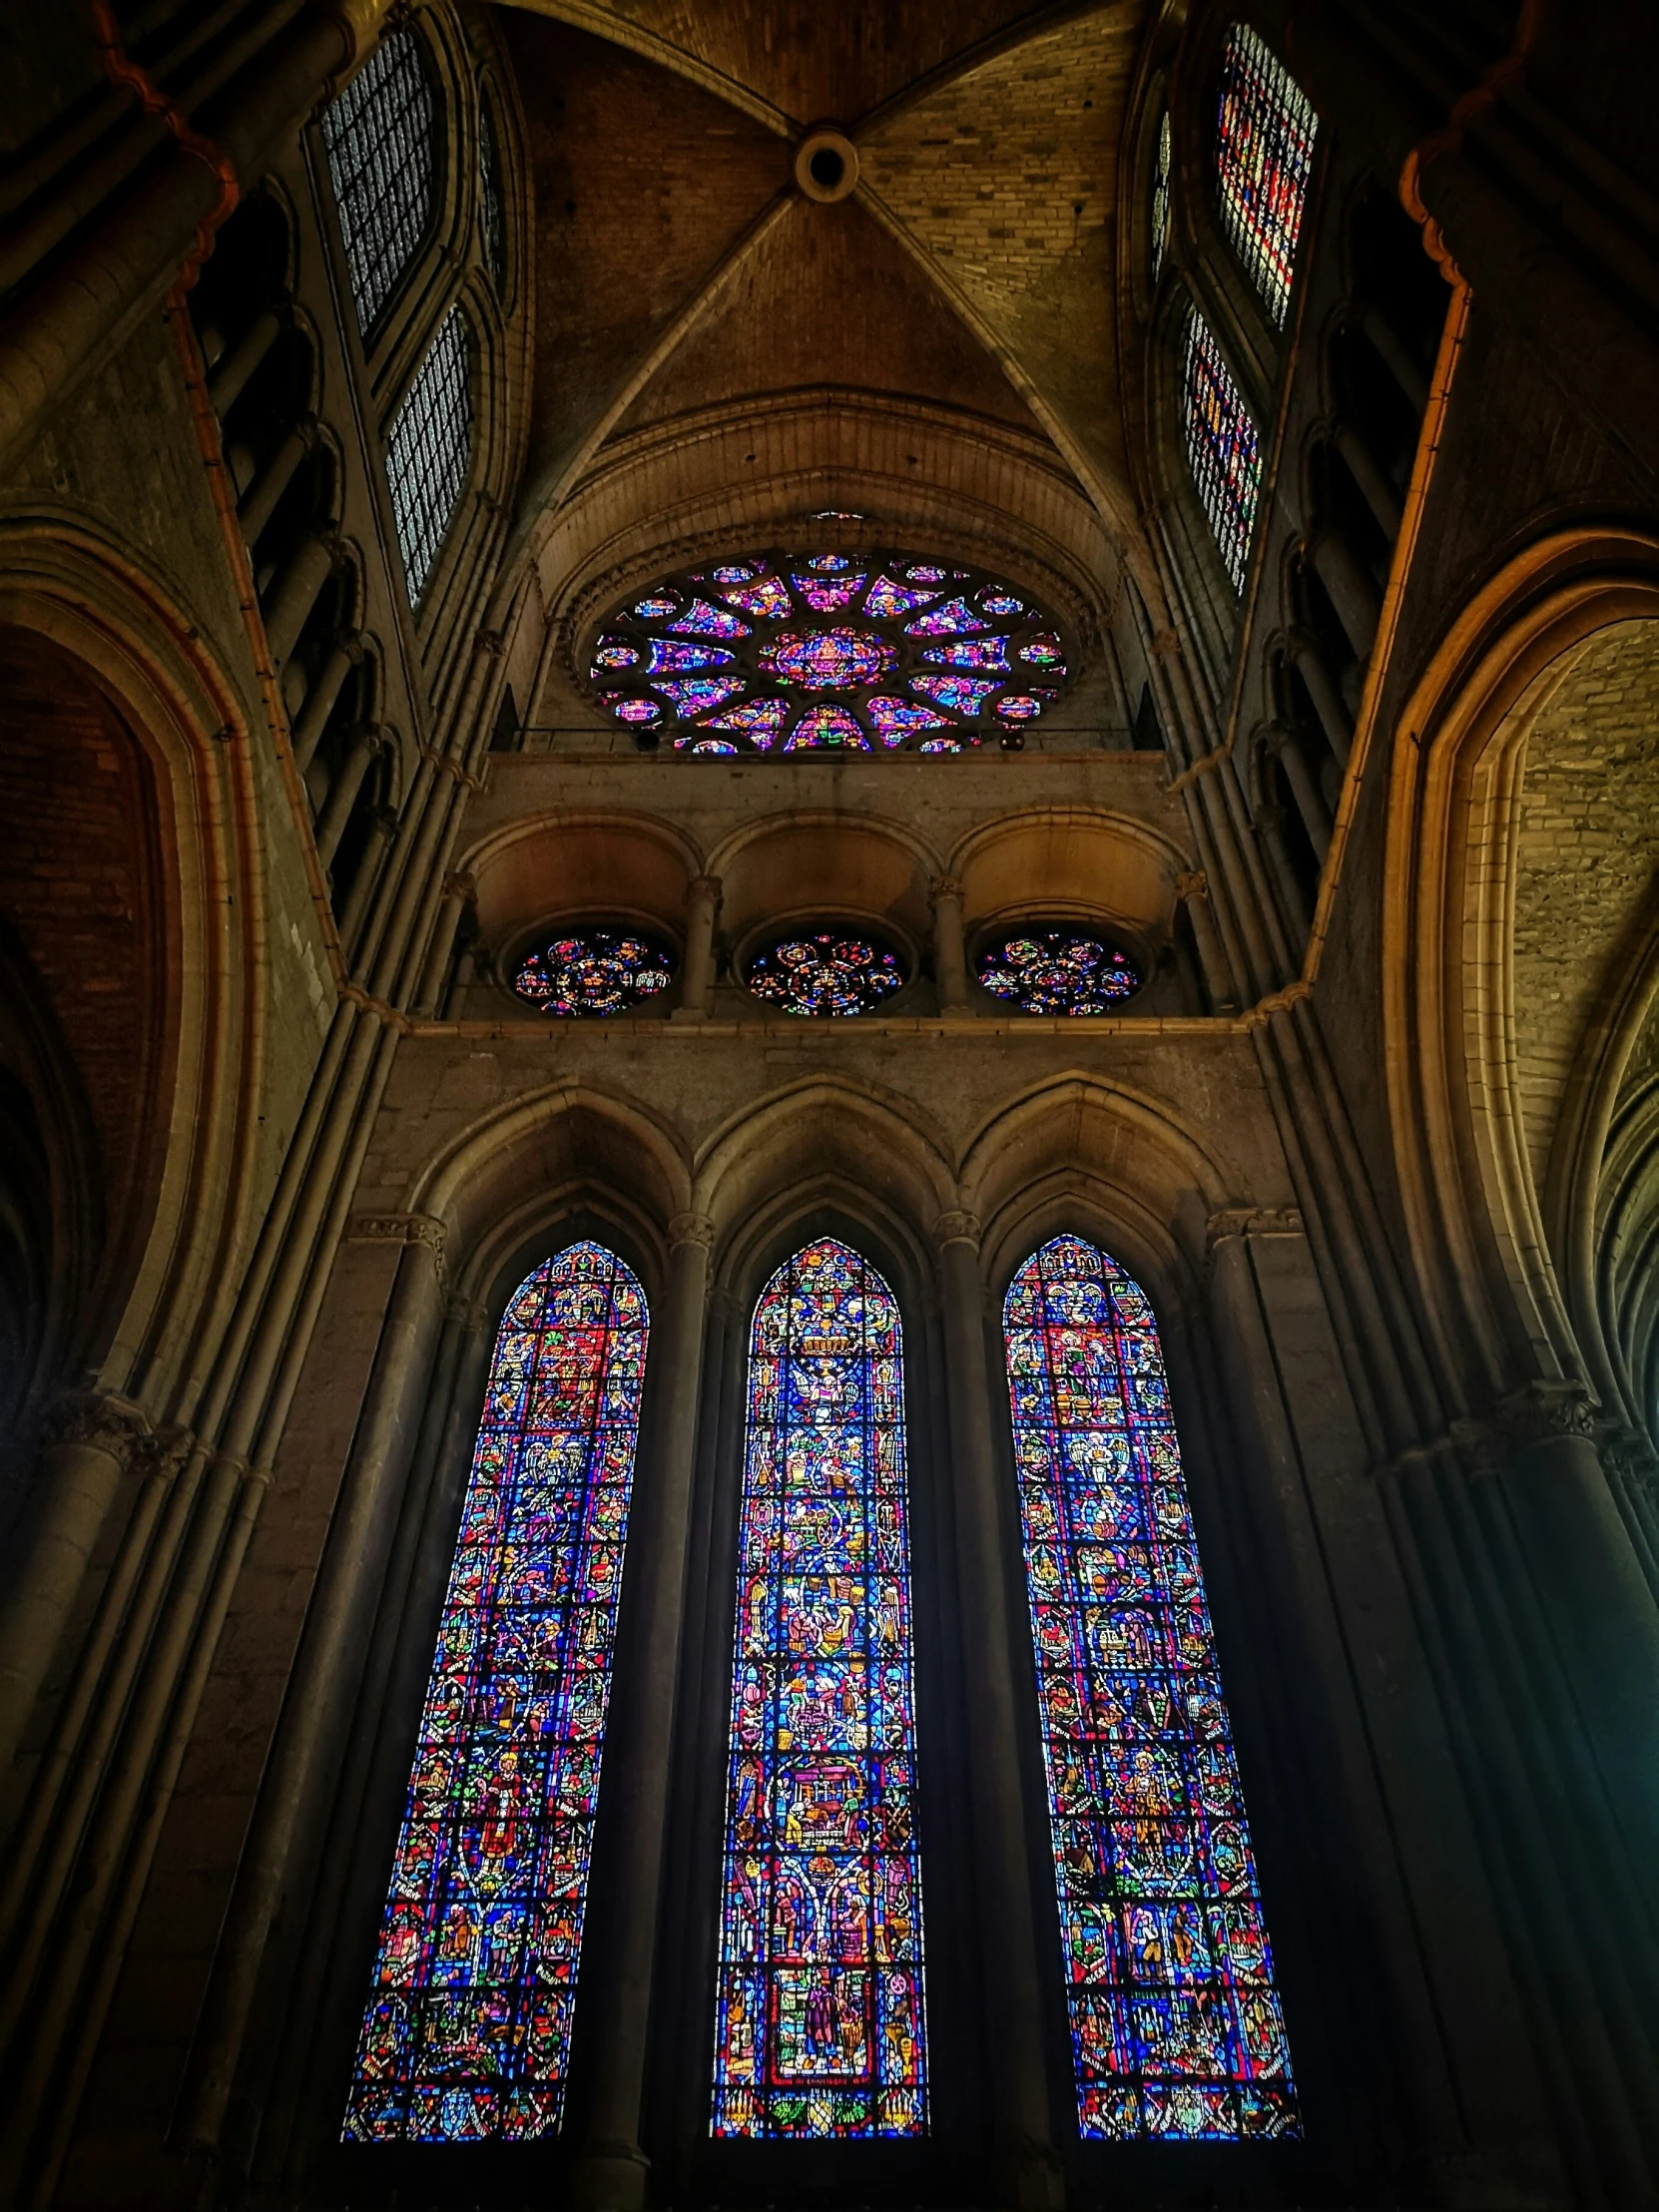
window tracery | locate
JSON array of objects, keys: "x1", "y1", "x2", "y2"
[
  {"x1": 713, "y1": 1238, "x2": 928, "y2": 2137},
  {"x1": 1150, "y1": 111, "x2": 1173, "y2": 284},
  {"x1": 385, "y1": 303, "x2": 473, "y2": 605},
  {"x1": 1183, "y1": 311, "x2": 1262, "y2": 591},
  {"x1": 589, "y1": 552, "x2": 1071, "y2": 752},
  {"x1": 343, "y1": 1243, "x2": 650, "y2": 2142},
  {"x1": 511, "y1": 929, "x2": 675, "y2": 1017},
  {"x1": 478, "y1": 96, "x2": 507, "y2": 287},
  {"x1": 1213, "y1": 23, "x2": 1318, "y2": 325},
  {"x1": 1002, "y1": 1235, "x2": 1298, "y2": 2141},
  {"x1": 321, "y1": 27, "x2": 438, "y2": 336},
  {"x1": 744, "y1": 932, "x2": 907, "y2": 1018},
  {"x1": 976, "y1": 928, "x2": 1141, "y2": 1015}
]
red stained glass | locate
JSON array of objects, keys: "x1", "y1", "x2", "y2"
[
  {"x1": 1002, "y1": 1236, "x2": 1298, "y2": 2143},
  {"x1": 1214, "y1": 24, "x2": 1317, "y2": 325},
  {"x1": 712, "y1": 1239, "x2": 928, "y2": 2138},
  {"x1": 343, "y1": 1244, "x2": 651, "y2": 2142},
  {"x1": 1184, "y1": 313, "x2": 1262, "y2": 591}
]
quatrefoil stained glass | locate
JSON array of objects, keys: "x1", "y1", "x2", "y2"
[
  {"x1": 977, "y1": 928, "x2": 1141, "y2": 1015},
  {"x1": 511, "y1": 930, "x2": 675, "y2": 1018},
  {"x1": 1003, "y1": 1236, "x2": 1298, "y2": 2142},
  {"x1": 588, "y1": 551, "x2": 1072, "y2": 752},
  {"x1": 746, "y1": 932, "x2": 907, "y2": 1018}
]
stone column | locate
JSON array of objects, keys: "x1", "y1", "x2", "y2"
[
  {"x1": 413, "y1": 871, "x2": 474, "y2": 1018},
  {"x1": 1274, "y1": 733, "x2": 1334, "y2": 861},
  {"x1": 1175, "y1": 870, "x2": 1237, "y2": 1014},
  {"x1": 208, "y1": 305, "x2": 283, "y2": 415},
  {"x1": 336, "y1": 805, "x2": 398, "y2": 955},
  {"x1": 313, "y1": 726, "x2": 380, "y2": 869},
  {"x1": 933, "y1": 1212, "x2": 1062, "y2": 2212},
  {"x1": 1288, "y1": 633, "x2": 1353, "y2": 768},
  {"x1": 1309, "y1": 528, "x2": 1381, "y2": 661},
  {"x1": 291, "y1": 639, "x2": 358, "y2": 774},
  {"x1": 1255, "y1": 801, "x2": 1313, "y2": 938},
  {"x1": 263, "y1": 533, "x2": 335, "y2": 664},
  {"x1": 672, "y1": 875, "x2": 721, "y2": 1020},
  {"x1": 0, "y1": 1393, "x2": 150, "y2": 1780},
  {"x1": 572, "y1": 1211, "x2": 716, "y2": 2211},
  {"x1": 238, "y1": 417, "x2": 314, "y2": 549},
  {"x1": 931, "y1": 873, "x2": 970, "y2": 1011}
]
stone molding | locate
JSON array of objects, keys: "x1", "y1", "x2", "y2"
[
  {"x1": 1206, "y1": 1205, "x2": 1304, "y2": 1247},
  {"x1": 350, "y1": 1213, "x2": 448, "y2": 1287}
]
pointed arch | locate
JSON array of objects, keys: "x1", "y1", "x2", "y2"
[
  {"x1": 1002, "y1": 1232, "x2": 1297, "y2": 2140},
  {"x1": 712, "y1": 1236, "x2": 928, "y2": 2137},
  {"x1": 343, "y1": 1240, "x2": 650, "y2": 2141}
]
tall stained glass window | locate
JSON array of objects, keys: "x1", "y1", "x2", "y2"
[
  {"x1": 1003, "y1": 1236, "x2": 1297, "y2": 2142},
  {"x1": 1214, "y1": 23, "x2": 1318, "y2": 326},
  {"x1": 343, "y1": 1243, "x2": 649, "y2": 2143},
  {"x1": 385, "y1": 303, "x2": 473, "y2": 606},
  {"x1": 1183, "y1": 311, "x2": 1262, "y2": 592},
  {"x1": 322, "y1": 28, "x2": 438, "y2": 335},
  {"x1": 713, "y1": 1238, "x2": 928, "y2": 2138}
]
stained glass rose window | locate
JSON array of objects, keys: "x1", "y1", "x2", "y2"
[
  {"x1": 512, "y1": 928, "x2": 675, "y2": 1017},
  {"x1": 745, "y1": 930, "x2": 907, "y2": 1017},
  {"x1": 587, "y1": 550, "x2": 1072, "y2": 753},
  {"x1": 977, "y1": 927, "x2": 1141, "y2": 1014}
]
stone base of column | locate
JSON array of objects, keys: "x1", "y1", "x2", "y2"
[
  {"x1": 570, "y1": 2142, "x2": 651, "y2": 2212},
  {"x1": 1010, "y1": 2139, "x2": 1066, "y2": 2212}
]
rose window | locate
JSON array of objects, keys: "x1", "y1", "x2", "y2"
[
  {"x1": 587, "y1": 549, "x2": 1073, "y2": 753},
  {"x1": 512, "y1": 928, "x2": 676, "y2": 1017},
  {"x1": 744, "y1": 929, "x2": 907, "y2": 1016},
  {"x1": 976, "y1": 927, "x2": 1141, "y2": 1014}
]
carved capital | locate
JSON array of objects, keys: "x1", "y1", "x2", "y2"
[
  {"x1": 1600, "y1": 1425, "x2": 1659, "y2": 1493},
  {"x1": 686, "y1": 874, "x2": 722, "y2": 909},
  {"x1": 39, "y1": 1390, "x2": 151, "y2": 1464},
  {"x1": 929, "y1": 874, "x2": 964, "y2": 905},
  {"x1": 1174, "y1": 869, "x2": 1209, "y2": 902},
  {"x1": 447, "y1": 1295, "x2": 492, "y2": 1336},
  {"x1": 933, "y1": 1209, "x2": 982, "y2": 1252},
  {"x1": 668, "y1": 1210, "x2": 717, "y2": 1253},
  {"x1": 1496, "y1": 1381, "x2": 1598, "y2": 1450},
  {"x1": 351, "y1": 1213, "x2": 448, "y2": 1284},
  {"x1": 1206, "y1": 1205, "x2": 1304, "y2": 1248}
]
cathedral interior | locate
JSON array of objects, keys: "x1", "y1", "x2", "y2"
[{"x1": 3, "y1": 1, "x2": 1659, "y2": 2207}]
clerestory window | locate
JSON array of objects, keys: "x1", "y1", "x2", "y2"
[
  {"x1": 321, "y1": 27, "x2": 439, "y2": 337},
  {"x1": 342, "y1": 1243, "x2": 650, "y2": 2141},
  {"x1": 1182, "y1": 309, "x2": 1263, "y2": 592},
  {"x1": 1213, "y1": 23, "x2": 1318, "y2": 326},
  {"x1": 384, "y1": 303, "x2": 474, "y2": 607},
  {"x1": 1002, "y1": 1235, "x2": 1298, "y2": 2139}
]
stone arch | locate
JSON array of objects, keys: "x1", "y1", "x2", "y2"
[
  {"x1": 691, "y1": 1076, "x2": 956, "y2": 1242},
  {"x1": 1382, "y1": 525, "x2": 1659, "y2": 1424}
]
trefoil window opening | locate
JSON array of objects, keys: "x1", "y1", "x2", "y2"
[
  {"x1": 385, "y1": 303, "x2": 474, "y2": 607},
  {"x1": 1213, "y1": 22, "x2": 1318, "y2": 325},
  {"x1": 343, "y1": 1242, "x2": 651, "y2": 2142},
  {"x1": 1182, "y1": 311, "x2": 1262, "y2": 593},
  {"x1": 322, "y1": 28, "x2": 438, "y2": 336}
]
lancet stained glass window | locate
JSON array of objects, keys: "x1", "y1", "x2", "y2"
[
  {"x1": 1214, "y1": 23, "x2": 1318, "y2": 326},
  {"x1": 385, "y1": 303, "x2": 473, "y2": 606},
  {"x1": 1002, "y1": 1236, "x2": 1297, "y2": 2142},
  {"x1": 713, "y1": 1239, "x2": 928, "y2": 2137},
  {"x1": 588, "y1": 550, "x2": 1071, "y2": 751},
  {"x1": 343, "y1": 1243, "x2": 649, "y2": 2143},
  {"x1": 322, "y1": 28, "x2": 438, "y2": 335},
  {"x1": 1183, "y1": 312, "x2": 1262, "y2": 592}
]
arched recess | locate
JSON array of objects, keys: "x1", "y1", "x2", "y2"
[
  {"x1": 691, "y1": 1076, "x2": 957, "y2": 1242},
  {"x1": 0, "y1": 518, "x2": 266, "y2": 1456},
  {"x1": 1382, "y1": 528, "x2": 1659, "y2": 1430},
  {"x1": 459, "y1": 812, "x2": 702, "y2": 988},
  {"x1": 708, "y1": 814, "x2": 937, "y2": 983},
  {"x1": 950, "y1": 809, "x2": 1189, "y2": 981}
]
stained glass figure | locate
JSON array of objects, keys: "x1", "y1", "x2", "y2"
[
  {"x1": 1002, "y1": 1236, "x2": 1298, "y2": 2143},
  {"x1": 384, "y1": 304, "x2": 473, "y2": 606},
  {"x1": 1183, "y1": 313, "x2": 1263, "y2": 592},
  {"x1": 585, "y1": 550, "x2": 1073, "y2": 751},
  {"x1": 322, "y1": 28, "x2": 437, "y2": 335},
  {"x1": 343, "y1": 1243, "x2": 650, "y2": 2142},
  {"x1": 745, "y1": 933, "x2": 906, "y2": 1018},
  {"x1": 1150, "y1": 110, "x2": 1173, "y2": 283},
  {"x1": 976, "y1": 928, "x2": 1141, "y2": 1015},
  {"x1": 1214, "y1": 24, "x2": 1318, "y2": 325},
  {"x1": 512, "y1": 929, "x2": 676, "y2": 1018},
  {"x1": 712, "y1": 1238, "x2": 928, "y2": 2137}
]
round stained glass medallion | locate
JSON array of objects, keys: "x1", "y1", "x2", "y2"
[
  {"x1": 745, "y1": 929, "x2": 907, "y2": 1017},
  {"x1": 586, "y1": 547, "x2": 1072, "y2": 752},
  {"x1": 977, "y1": 926, "x2": 1141, "y2": 1015},
  {"x1": 513, "y1": 928, "x2": 676, "y2": 1017}
]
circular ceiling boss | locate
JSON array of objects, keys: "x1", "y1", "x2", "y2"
[{"x1": 586, "y1": 549, "x2": 1073, "y2": 754}]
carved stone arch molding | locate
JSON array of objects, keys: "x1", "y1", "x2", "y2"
[
  {"x1": 0, "y1": 512, "x2": 268, "y2": 1434},
  {"x1": 1382, "y1": 525, "x2": 1659, "y2": 1426},
  {"x1": 690, "y1": 1072, "x2": 957, "y2": 1235}
]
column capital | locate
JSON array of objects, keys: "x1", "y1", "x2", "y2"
[
  {"x1": 39, "y1": 1390, "x2": 151, "y2": 1463},
  {"x1": 686, "y1": 872, "x2": 722, "y2": 905},
  {"x1": 1174, "y1": 868, "x2": 1209, "y2": 902},
  {"x1": 440, "y1": 869, "x2": 476, "y2": 902},
  {"x1": 933, "y1": 1208, "x2": 982, "y2": 1252},
  {"x1": 447, "y1": 1294, "x2": 492, "y2": 1336},
  {"x1": 667, "y1": 1210, "x2": 717, "y2": 1253},
  {"x1": 930, "y1": 873, "x2": 964, "y2": 904},
  {"x1": 1205, "y1": 1204, "x2": 1303, "y2": 1250}
]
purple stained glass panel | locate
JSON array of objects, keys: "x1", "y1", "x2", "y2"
[
  {"x1": 904, "y1": 596, "x2": 988, "y2": 638},
  {"x1": 647, "y1": 640, "x2": 735, "y2": 674},
  {"x1": 654, "y1": 676, "x2": 746, "y2": 718},
  {"x1": 1002, "y1": 1236, "x2": 1298, "y2": 2143},
  {"x1": 920, "y1": 637, "x2": 1011, "y2": 672},
  {"x1": 910, "y1": 674, "x2": 999, "y2": 715},
  {"x1": 723, "y1": 575, "x2": 794, "y2": 621},
  {"x1": 976, "y1": 929, "x2": 1140, "y2": 1015},
  {"x1": 865, "y1": 696, "x2": 948, "y2": 745},
  {"x1": 669, "y1": 597, "x2": 753, "y2": 638},
  {"x1": 763, "y1": 628, "x2": 894, "y2": 691},
  {"x1": 712, "y1": 1238, "x2": 928, "y2": 2138},
  {"x1": 745, "y1": 932, "x2": 906, "y2": 1018},
  {"x1": 864, "y1": 575, "x2": 942, "y2": 619},
  {"x1": 512, "y1": 930, "x2": 675, "y2": 1018},
  {"x1": 343, "y1": 1244, "x2": 650, "y2": 2143},
  {"x1": 787, "y1": 704, "x2": 868, "y2": 751}
]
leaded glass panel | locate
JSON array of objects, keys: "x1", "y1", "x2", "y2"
[
  {"x1": 1214, "y1": 23, "x2": 1317, "y2": 325},
  {"x1": 385, "y1": 304, "x2": 473, "y2": 606},
  {"x1": 512, "y1": 929, "x2": 675, "y2": 1017},
  {"x1": 1151, "y1": 111, "x2": 1173, "y2": 283},
  {"x1": 342, "y1": 1243, "x2": 649, "y2": 2142},
  {"x1": 479, "y1": 97, "x2": 507, "y2": 286},
  {"x1": 322, "y1": 28, "x2": 438, "y2": 335},
  {"x1": 745, "y1": 932, "x2": 907, "y2": 1018},
  {"x1": 1003, "y1": 1235, "x2": 1298, "y2": 2142},
  {"x1": 712, "y1": 1238, "x2": 928, "y2": 2137},
  {"x1": 977, "y1": 928, "x2": 1141, "y2": 1015},
  {"x1": 1183, "y1": 312, "x2": 1262, "y2": 592}
]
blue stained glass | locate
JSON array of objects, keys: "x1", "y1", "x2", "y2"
[
  {"x1": 343, "y1": 1244, "x2": 651, "y2": 2143},
  {"x1": 910, "y1": 674, "x2": 999, "y2": 714},
  {"x1": 713, "y1": 1238, "x2": 928, "y2": 2138},
  {"x1": 697, "y1": 697, "x2": 795, "y2": 746},
  {"x1": 669, "y1": 598, "x2": 752, "y2": 639},
  {"x1": 920, "y1": 637, "x2": 1011, "y2": 672},
  {"x1": 1183, "y1": 314, "x2": 1262, "y2": 592},
  {"x1": 1002, "y1": 1236, "x2": 1298, "y2": 2144},
  {"x1": 632, "y1": 593, "x2": 679, "y2": 620},
  {"x1": 904, "y1": 596, "x2": 987, "y2": 638},
  {"x1": 864, "y1": 575, "x2": 942, "y2": 619},
  {"x1": 647, "y1": 640, "x2": 734, "y2": 675},
  {"x1": 723, "y1": 576, "x2": 794, "y2": 620},
  {"x1": 864, "y1": 696, "x2": 950, "y2": 746},
  {"x1": 654, "y1": 677, "x2": 746, "y2": 718},
  {"x1": 793, "y1": 570, "x2": 867, "y2": 611}
]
